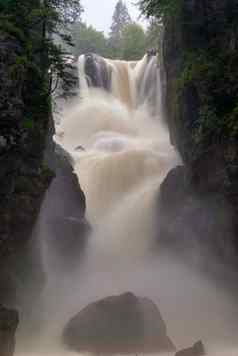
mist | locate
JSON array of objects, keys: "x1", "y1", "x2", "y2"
[{"x1": 15, "y1": 54, "x2": 238, "y2": 356}]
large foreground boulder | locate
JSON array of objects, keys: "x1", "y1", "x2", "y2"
[
  {"x1": 0, "y1": 306, "x2": 19, "y2": 356},
  {"x1": 63, "y1": 292, "x2": 175, "y2": 354}
]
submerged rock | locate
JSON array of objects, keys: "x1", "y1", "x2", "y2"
[
  {"x1": 175, "y1": 341, "x2": 205, "y2": 356},
  {"x1": 0, "y1": 306, "x2": 19, "y2": 356},
  {"x1": 63, "y1": 292, "x2": 175, "y2": 354}
]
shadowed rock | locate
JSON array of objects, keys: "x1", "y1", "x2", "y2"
[
  {"x1": 37, "y1": 143, "x2": 90, "y2": 271},
  {"x1": 158, "y1": 165, "x2": 237, "y2": 265},
  {"x1": 63, "y1": 292, "x2": 175, "y2": 354},
  {"x1": 84, "y1": 53, "x2": 111, "y2": 91}
]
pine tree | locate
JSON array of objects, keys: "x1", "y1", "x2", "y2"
[{"x1": 109, "y1": 0, "x2": 132, "y2": 58}]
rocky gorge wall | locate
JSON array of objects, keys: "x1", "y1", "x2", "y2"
[
  {"x1": 160, "y1": 0, "x2": 238, "y2": 263},
  {"x1": 0, "y1": 30, "x2": 54, "y2": 306},
  {"x1": 0, "y1": 28, "x2": 89, "y2": 342}
]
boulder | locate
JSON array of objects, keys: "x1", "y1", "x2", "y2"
[
  {"x1": 175, "y1": 341, "x2": 205, "y2": 356},
  {"x1": 0, "y1": 306, "x2": 19, "y2": 356},
  {"x1": 63, "y1": 292, "x2": 175, "y2": 354}
]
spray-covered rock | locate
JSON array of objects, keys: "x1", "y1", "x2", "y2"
[
  {"x1": 63, "y1": 292, "x2": 175, "y2": 354},
  {"x1": 37, "y1": 143, "x2": 90, "y2": 272},
  {"x1": 158, "y1": 165, "x2": 237, "y2": 266}
]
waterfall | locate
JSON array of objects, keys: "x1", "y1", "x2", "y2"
[
  {"x1": 16, "y1": 54, "x2": 238, "y2": 356},
  {"x1": 78, "y1": 53, "x2": 161, "y2": 114},
  {"x1": 55, "y1": 53, "x2": 178, "y2": 226}
]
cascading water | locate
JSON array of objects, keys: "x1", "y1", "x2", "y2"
[{"x1": 16, "y1": 54, "x2": 238, "y2": 356}]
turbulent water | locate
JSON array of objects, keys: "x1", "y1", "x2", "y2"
[{"x1": 16, "y1": 54, "x2": 238, "y2": 356}]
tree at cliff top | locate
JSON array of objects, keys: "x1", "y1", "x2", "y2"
[
  {"x1": 138, "y1": 0, "x2": 180, "y2": 17},
  {"x1": 109, "y1": 0, "x2": 132, "y2": 58},
  {"x1": 121, "y1": 23, "x2": 146, "y2": 60}
]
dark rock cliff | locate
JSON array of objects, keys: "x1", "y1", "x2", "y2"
[
  {"x1": 160, "y1": 0, "x2": 238, "y2": 261},
  {"x1": 0, "y1": 29, "x2": 89, "y2": 309},
  {"x1": 0, "y1": 31, "x2": 54, "y2": 305}
]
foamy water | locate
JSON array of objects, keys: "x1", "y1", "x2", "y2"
[{"x1": 16, "y1": 55, "x2": 238, "y2": 356}]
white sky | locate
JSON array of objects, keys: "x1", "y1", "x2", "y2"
[{"x1": 81, "y1": 0, "x2": 145, "y2": 34}]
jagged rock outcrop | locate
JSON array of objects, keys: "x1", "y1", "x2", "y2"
[
  {"x1": 0, "y1": 306, "x2": 19, "y2": 356},
  {"x1": 63, "y1": 292, "x2": 175, "y2": 354},
  {"x1": 0, "y1": 2, "x2": 89, "y2": 308},
  {"x1": 161, "y1": 0, "x2": 238, "y2": 257}
]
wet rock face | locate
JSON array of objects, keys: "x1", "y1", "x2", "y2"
[
  {"x1": 84, "y1": 53, "x2": 111, "y2": 91},
  {"x1": 158, "y1": 165, "x2": 236, "y2": 265},
  {"x1": 163, "y1": 0, "x2": 238, "y2": 160},
  {"x1": 0, "y1": 30, "x2": 53, "y2": 305},
  {"x1": 0, "y1": 306, "x2": 19, "y2": 356},
  {"x1": 63, "y1": 292, "x2": 175, "y2": 354},
  {"x1": 38, "y1": 149, "x2": 90, "y2": 271},
  {"x1": 162, "y1": 0, "x2": 238, "y2": 257}
]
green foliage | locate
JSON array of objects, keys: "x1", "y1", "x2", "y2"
[
  {"x1": 0, "y1": 0, "x2": 84, "y2": 146},
  {"x1": 178, "y1": 49, "x2": 238, "y2": 146},
  {"x1": 0, "y1": 19, "x2": 25, "y2": 41},
  {"x1": 138, "y1": 0, "x2": 181, "y2": 18},
  {"x1": 69, "y1": 19, "x2": 148, "y2": 61},
  {"x1": 23, "y1": 117, "x2": 34, "y2": 130},
  {"x1": 177, "y1": 52, "x2": 213, "y2": 89},
  {"x1": 121, "y1": 23, "x2": 146, "y2": 60},
  {"x1": 71, "y1": 22, "x2": 109, "y2": 57}
]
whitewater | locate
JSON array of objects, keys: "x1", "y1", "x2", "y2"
[{"x1": 16, "y1": 54, "x2": 238, "y2": 356}]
